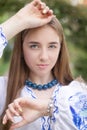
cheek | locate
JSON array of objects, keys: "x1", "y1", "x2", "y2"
[
  {"x1": 23, "y1": 49, "x2": 37, "y2": 68},
  {"x1": 51, "y1": 48, "x2": 60, "y2": 62},
  {"x1": 23, "y1": 53, "x2": 31, "y2": 66},
  {"x1": 51, "y1": 54, "x2": 59, "y2": 66},
  {"x1": 23, "y1": 48, "x2": 33, "y2": 66}
]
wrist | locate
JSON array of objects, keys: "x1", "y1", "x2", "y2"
[
  {"x1": 15, "y1": 13, "x2": 28, "y2": 30},
  {"x1": 39, "y1": 98, "x2": 54, "y2": 117},
  {"x1": 15, "y1": 8, "x2": 32, "y2": 30},
  {"x1": 47, "y1": 98, "x2": 54, "y2": 116}
]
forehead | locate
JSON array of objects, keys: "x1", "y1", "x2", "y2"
[{"x1": 24, "y1": 25, "x2": 60, "y2": 42}]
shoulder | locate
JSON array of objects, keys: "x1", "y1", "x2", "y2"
[
  {"x1": 57, "y1": 80, "x2": 87, "y2": 114},
  {"x1": 58, "y1": 80, "x2": 87, "y2": 116},
  {"x1": 59, "y1": 80, "x2": 87, "y2": 97}
]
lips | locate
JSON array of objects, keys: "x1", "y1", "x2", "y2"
[{"x1": 37, "y1": 64, "x2": 49, "y2": 69}]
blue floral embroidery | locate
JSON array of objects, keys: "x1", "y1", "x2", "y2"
[
  {"x1": 69, "y1": 92, "x2": 87, "y2": 130},
  {"x1": 40, "y1": 83, "x2": 61, "y2": 130},
  {"x1": 51, "y1": 83, "x2": 62, "y2": 123},
  {"x1": 0, "y1": 27, "x2": 8, "y2": 57},
  {"x1": 0, "y1": 27, "x2": 7, "y2": 46},
  {"x1": 41, "y1": 117, "x2": 52, "y2": 130},
  {"x1": 26, "y1": 86, "x2": 36, "y2": 99}
]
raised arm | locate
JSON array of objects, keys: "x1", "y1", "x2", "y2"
[{"x1": 0, "y1": 0, "x2": 53, "y2": 40}]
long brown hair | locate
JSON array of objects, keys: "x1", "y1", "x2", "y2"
[{"x1": 0, "y1": 17, "x2": 73, "y2": 129}]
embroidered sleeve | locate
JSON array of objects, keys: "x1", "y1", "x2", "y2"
[
  {"x1": 53, "y1": 81, "x2": 87, "y2": 130},
  {"x1": 0, "y1": 26, "x2": 8, "y2": 58},
  {"x1": 69, "y1": 91, "x2": 87, "y2": 130}
]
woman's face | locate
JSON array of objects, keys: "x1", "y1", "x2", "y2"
[{"x1": 23, "y1": 25, "x2": 61, "y2": 78}]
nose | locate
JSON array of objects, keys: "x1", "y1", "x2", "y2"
[{"x1": 39, "y1": 48, "x2": 49, "y2": 61}]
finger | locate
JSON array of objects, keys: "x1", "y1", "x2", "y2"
[
  {"x1": 10, "y1": 120, "x2": 26, "y2": 129},
  {"x1": 8, "y1": 103, "x2": 20, "y2": 116},
  {"x1": 47, "y1": 9, "x2": 53, "y2": 16},
  {"x1": 5, "y1": 109, "x2": 15, "y2": 123},
  {"x1": 2, "y1": 114, "x2": 8, "y2": 124},
  {"x1": 32, "y1": 0, "x2": 41, "y2": 6},
  {"x1": 42, "y1": 6, "x2": 50, "y2": 14},
  {"x1": 14, "y1": 99, "x2": 23, "y2": 113},
  {"x1": 39, "y1": 2, "x2": 46, "y2": 10},
  {"x1": 33, "y1": 0, "x2": 47, "y2": 12}
]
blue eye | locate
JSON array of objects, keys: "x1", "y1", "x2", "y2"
[
  {"x1": 30, "y1": 44, "x2": 38, "y2": 48},
  {"x1": 49, "y1": 45, "x2": 56, "y2": 48}
]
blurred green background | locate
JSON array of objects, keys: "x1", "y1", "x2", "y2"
[{"x1": 0, "y1": 0, "x2": 87, "y2": 81}]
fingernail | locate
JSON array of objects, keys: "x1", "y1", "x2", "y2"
[
  {"x1": 42, "y1": 9, "x2": 47, "y2": 14},
  {"x1": 2, "y1": 120, "x2": 5, "y2": 125},
  {"x1": 19, "y1": 108, "x2": 23, "y2": 112}
]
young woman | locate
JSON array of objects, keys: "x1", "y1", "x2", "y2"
[{"x1": 0, "y1": 0, "x2": 87, "y2": 130}]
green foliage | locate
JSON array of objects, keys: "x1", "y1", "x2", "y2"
[
  {"x1": 3, "y1": 44, "x2": 12, "y2": 62},
  {"x1": 0, "y1": 44, "x2": 11, "y2": 75},
  {"x1": 0, "y1": 59, "x2": 9, "y2": 75}
]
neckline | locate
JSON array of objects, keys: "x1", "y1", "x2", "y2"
[{"x1": 25, "y1": 82, "x2": 62, "y2": 99}]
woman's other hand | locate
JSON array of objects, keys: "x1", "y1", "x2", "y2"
[{"x1": 3, "y1": 97, "x2": 49, "y2": 129}]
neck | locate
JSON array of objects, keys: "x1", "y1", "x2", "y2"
[{"x1": 29, "y1": 73, "x2": 54, "y2": 85}]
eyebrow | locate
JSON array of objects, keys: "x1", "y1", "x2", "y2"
[
  {"x1": 49, "y1": 42, "x2": 59, "y2": 45},
  {"x1": 27, "y1": 41, "x2": 59, "y2": 44},
  {"x1": 27, "y1": 41, "x2": 40, "y2": 44}
]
